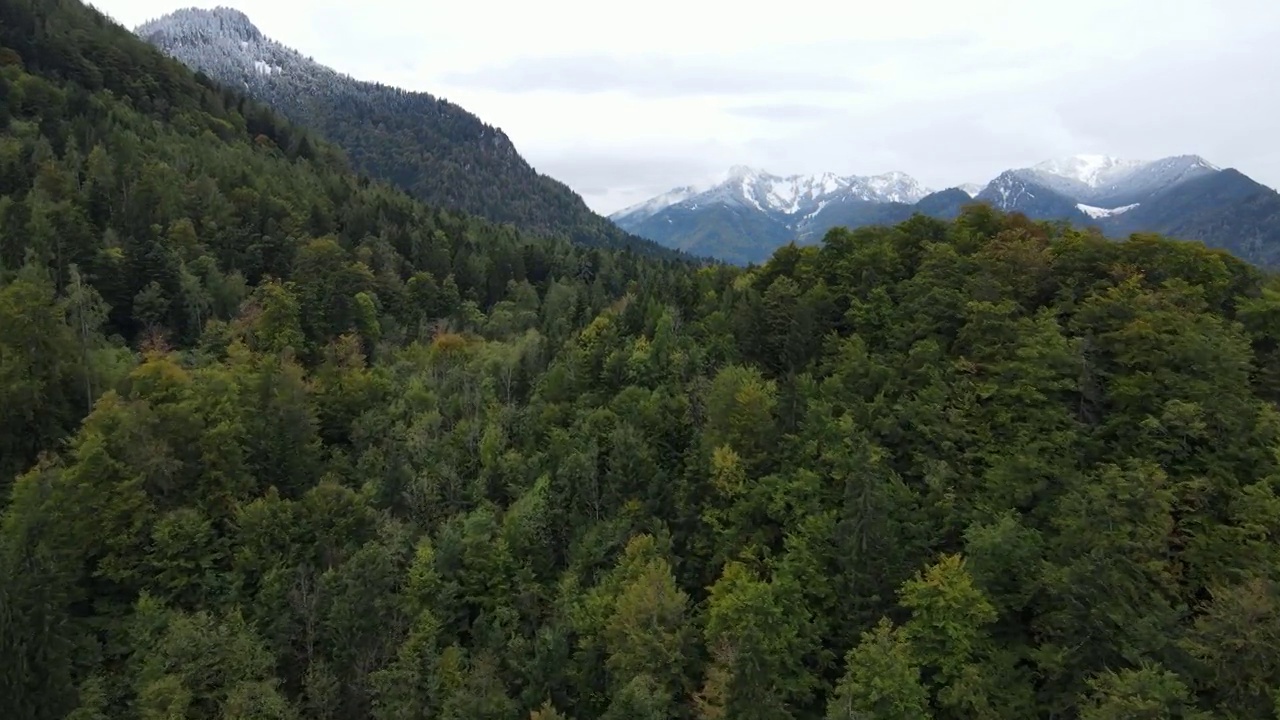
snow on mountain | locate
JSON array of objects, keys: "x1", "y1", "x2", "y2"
[
  {"x1": 619, "y1": 166, "x2": 931, "y2": 224},
  {"x1": 1076, "y1": 202, "x2": 1140, "y2": 219},
  {"x1": 611, "y1": 185, "x2": 705, "y2": 221},
  {"x1": 980, "y1": 171, "x2": 1038, "y2": 211},
  {"x1": 622, "y1": 154, "x2": 1225, "y2": 231},
  {"x1": 1011, "y1": 154, "x2": 1223, "y2": 206},
  {"x1": 614, "y1": 152, "x2": 1270, "y2": 267},
  {"x1": 137, "y1": 6, "x2": 670, "y2": 257},
  {"x1": 1089, "y1": 155, "x2": 1220, "y2": 205},
  {"x1": 855, "y1": 171, "x2": 931, "y2": 204},
  {"x1": 136, "y1": 5, "x2": 261, "y2": 44},
  {"x1": 1032, "y1": 154, "x2": 1147, "y2": 188},
  {"x1": 135, "y1": 7, "x2": 322, "y2": 89}
]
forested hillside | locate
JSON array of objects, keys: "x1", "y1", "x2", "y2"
[
  {"x1": 134, "y1": 7, "x2": 679, "y2": 259},
  {"x1": 4, "y1": 1, "x2": 1280, "y2": 719}
]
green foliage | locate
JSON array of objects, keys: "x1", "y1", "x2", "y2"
[
  {"x1": 5, "y1": 3, "x2": 1280, "y2": 720},
  {"x1": 827, "y1": 619, "x2": 930, "y2": 720},
  {"x1": 1078, "y1": 664, "x2": 1210, "y2": 720},
  {"x1": 0, "y1": 265, "x2": 86, "y2": 495}
]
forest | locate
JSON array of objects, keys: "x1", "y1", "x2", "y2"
[{"x1": 2, "y1": 0, "x2": 1280, "y2": 718}]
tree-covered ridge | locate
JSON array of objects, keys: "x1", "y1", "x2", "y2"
[
  {"x1": 134, "y1": 7, "x2": 683, "y2": 259},
  {"x1": 0, "y1": 0, "x2": 689, "y2": 491}
]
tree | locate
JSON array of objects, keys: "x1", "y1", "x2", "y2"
[
  {"x1": 827, "y1": 619, "x2": 929, "y2": 720},
  {"x1": 132, "y1": 599, "x2": 297, "y2": 720},
  {"x1": 1078, "y1": 665, "x2": 1209, "y2": 720},
  {"x1": 65, "y1": 264, "x2": 111, "y2": 413},
  {"x1": 0, "y1": 265, "x2": 83, "y2": 492},
  {"x1": 699, "y1": 562, "x2": 815, "y2": 720},
  {"x1": 601, "y1": 536, "x2": 689, "y2": 715}
]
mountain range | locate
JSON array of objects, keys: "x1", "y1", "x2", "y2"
[
  {"x1": 134, "y1": 8, "x2": 1280, "y2": 270},
  {"x1": 135, "y1": 7, "x2": 682, "y2": 258},
  {"x1": 614, "y1": 154, "x2": 1280, "y2": 266}
]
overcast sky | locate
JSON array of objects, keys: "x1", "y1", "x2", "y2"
[{"x1": 96, "y1": 0, "x2": 1280, "y2": 214}]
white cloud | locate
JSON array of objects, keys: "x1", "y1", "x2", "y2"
[{"x1": 94, "y1": 0, "x2": 1280, "y2": 214}]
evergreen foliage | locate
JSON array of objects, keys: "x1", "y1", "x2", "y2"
[{"x1": 4, "y1": 2, "x2": 1280, "y2": 719}]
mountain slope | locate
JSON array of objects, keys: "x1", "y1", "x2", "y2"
[
  {"x1": 976, "y1": 170, "x2": 1090, "y2": 222},
  {"x1": 0, "y1": 0, "x2": 685, "y2": 501},
  {"x1": 798, "y1": 188, "x2": 978, "y2": 246},
  {"x1": 1089, "y1": 154, "x2": 1219, "y2": 206},
  {"x1": 135, "y1": 7, "x2": 679, "y2": 257},
  {"x1": 1108, "y1": 169, "x2": 1280, "y2": 267},
  {"x1": 620, "y1": 202, "x2": 795, "y2": 265},
  {"x1": 999, "y1": 156, "x2": 1280, "y2": 266}
]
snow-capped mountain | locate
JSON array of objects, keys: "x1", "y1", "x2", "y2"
[
  {"x1": 976, "y1": 170, "x2": 1089, "y2": 219},
  {"x1": 612, "y1": 166, "x2": 930, "y2": 224},
  {"x1": 616, "y1": 154, "x2": 1279, "y2": 266},
  {"x1": 136, "y1": 8, "x2": 298, "y2": 84},
  {"x1": 613, "y1": 185, "x2": 706, "y2": 222},
  {"x1": 609, "y1": 166, "x2": 934, "y2": 263},
  {"x1": 1032, "y1": 154, "x2": 1147, "y2": 188},
  {"x1": 1010, "y1": 154, "x2": 1221, "y2": 208},
  {"x1": 1089, "y1": 155, "x2": 1221, "y2": 206}
]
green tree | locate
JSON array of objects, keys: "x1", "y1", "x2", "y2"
[
  {"x1": 1078, "y1": 665, "x2": 1209, "y2": 720},
  {"x1": 827, "y1": 619, "x2": 929, "y2": 720}
]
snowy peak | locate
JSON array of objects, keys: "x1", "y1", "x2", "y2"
[
  {"x1": 725, "y1": 165, "x2": 763, "y2": 180},
  {"x1": 979, "y1": 171, "x2": 1038, "y2": 211},
  {"x1": 612, "y1": 152, "x2": 1271, "y2": 267},
  {"x1": 1031, "y1": 154, "x2": 1146, "y2": 188},
  {"x1": 137, "y1": 7, "x2": 263, "y2": 45},
  {"x1": 618, "y1": 167, "x2": 932, "y2": 223},
  {"x1": 610, "y1": 185, "x2": 705, "y2": 221},
  {"x1": 718, "y1": 166, "x2": 932, "y2": 209},
  {"x1": 619, "y1": 154, "x2": 1226, "y2": 228},
  {"x1": 1002, "y1": 153, "x2": 1227, "y2": 208},
  {"x1": 136, "y1": 8, "x2": 306, "y2": 81},
  {"x1": 856, "y1": 171, "x2": 929, "y2": 204}
]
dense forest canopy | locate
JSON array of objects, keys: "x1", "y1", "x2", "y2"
[{"x1": 3, "y1": 1, "x2": 1280, "y2": 719}]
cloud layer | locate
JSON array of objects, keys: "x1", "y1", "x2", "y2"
[{"x1": 442, "y1": 55, "x2": 863, "y2": 98}]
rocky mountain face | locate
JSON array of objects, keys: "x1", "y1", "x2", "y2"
[
  {"x1": 136, "y1": 7, "x2": 682, "y2": 258},
  {"x1": 616, "y1": 154, "x2": 1280, "y2": 266}
]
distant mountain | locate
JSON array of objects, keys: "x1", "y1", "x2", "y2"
[
  {"x1": 1108, "y1": 169, "x2": 1280, "y2": 267},
  {"x1": 610, "y1": 166, "x2": 934, "y2": 263},
  {"x1": 1007, "y1": 154, "x2": 1220, "y2": 208},
  {"x1": 135, "y1": 7, "x2": 679, "y2": 258},
  {"x1": 1097, "y1": 156, "x2": 1219, "y2": 206},
  {"x1": 619, "y1": 154, "x2": 1280, "y2": 267},
  {"x1": 976, "y1": 170, "x2": 1091, "y2": 222},
  {"x1": 620, "y1": 202, "x2": 795, "y2": 266}
]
